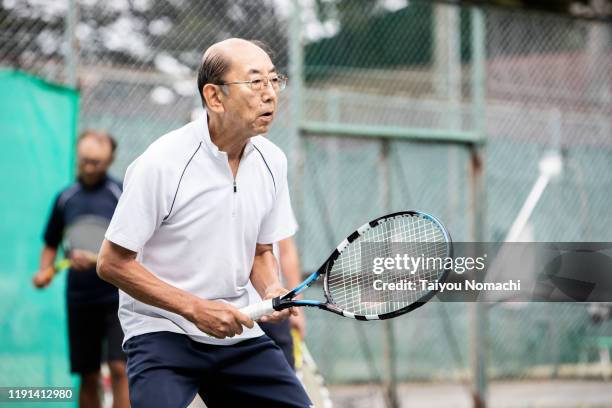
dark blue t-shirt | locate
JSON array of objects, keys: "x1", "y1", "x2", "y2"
[{"x1": 44, "y1": 175, "x2": 122, "y2": 305}]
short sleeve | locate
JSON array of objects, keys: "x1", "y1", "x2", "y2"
[
  {"x1": 105, "y1": 157, "x2": 170, "y2": 252},
  {"x1": 43, "y1": 194, "x2": 64, "y2": 248},
  {"x1": 257, "y1": 157, "x2": 298, "y2": 244}
]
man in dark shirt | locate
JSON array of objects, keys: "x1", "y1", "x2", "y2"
[{"x1": 32, "y1": 130, "x2": 129, "y2": 408}]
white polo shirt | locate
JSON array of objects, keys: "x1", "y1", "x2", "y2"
[{"x1": 105, "y1": 114, "x2": 297, "y2": 345}]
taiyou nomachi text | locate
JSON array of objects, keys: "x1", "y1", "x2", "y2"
[{"x1": 372, "y1": 279, "x2": 521, "y2": 292}]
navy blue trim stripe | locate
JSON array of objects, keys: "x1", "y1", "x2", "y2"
[
  {"x1": 252, "y1": 144, "x2": 276, "y2": 194},
  {"x1": 58, "y1": 184, "x2": 81, "y2": 209},
  {"x1": 163, "y1": 142, "x2": 202, "y2": 221},
  {"x1": 105, "y1": 181, "x2": 122, "y2": 201}
]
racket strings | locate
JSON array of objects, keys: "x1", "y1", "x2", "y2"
[
  {"x1": 63, "y1": 215, "x2": 109, "y2": 253},
  {"x1": 327, "y1": 214, "x2": 449, "y2": 316}
]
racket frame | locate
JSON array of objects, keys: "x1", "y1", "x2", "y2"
[{"x1": 269, "y1": 210, "x2": 453, "y2": 320}]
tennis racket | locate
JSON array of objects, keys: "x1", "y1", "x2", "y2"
[
  {"x1": 38, "y1": 216, "x2": 108, "y2": 283},
  {"x1": 240, "y1": 211, "x2": 452, "y2": 321},
  {"x1": 292, "y1": 329, "x2": 333, "y2": 408},
  {"x1": 38, "y1": 258, "x2": 73, "y2": 282}
]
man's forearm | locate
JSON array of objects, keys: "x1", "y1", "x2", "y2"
[
  {"x1": 40, "y1": 246, "x2": 57, "y2": 269},
  {"x1": 250, "y1": 243, "x2": 282, "y2": 298},
  {"x1": 97, "y1": 240, "x2": 200, "y2": 321},
  {"x1": 279, "y1": 238, "x2": 301, "y2": 290}
]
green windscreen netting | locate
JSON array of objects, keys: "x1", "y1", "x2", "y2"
[{"x1": 0, "y1": 70, "x2": 79, "y2": 404}]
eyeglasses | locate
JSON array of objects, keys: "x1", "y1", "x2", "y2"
[
  {"x1": 78, "y1": 157, "x2": 107, "y2": 167},
  {"x1": 217, "y1": 74, "x2": 287, "y2": 92}
]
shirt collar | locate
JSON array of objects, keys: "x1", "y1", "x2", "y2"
[
  {"x1": 78, "y1": 174, "x2": 108, "y2": 191},
  {"x1": 196, "y1": 112, "x2": 255, "y2": 159}
]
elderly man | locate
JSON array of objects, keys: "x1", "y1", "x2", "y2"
[
  {"x1": 33, "y1": 130, "x2": 129, "y2": 408},
  {"x1": 97, "y1": 39, "x2": 311, "y2": 408}
]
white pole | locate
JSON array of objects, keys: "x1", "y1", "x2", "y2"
[{"x1": 505, "y1": 151, "x2": 563, "y2": 242}]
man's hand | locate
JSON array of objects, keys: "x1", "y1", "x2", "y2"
[
  {"x1": 289, "y1": 309, "x2": 306, "y2": 339},
  {"x1": 32, "y1": 267, "x2": 54, "y2": 289},
  {"x1": 189, "y1": 299, "x2": 254, "y2": 339},
  {"x1": 70, "y1": 250, "x2": 97, "y2": 271},
  {"x1": 258, "y1": 284, "x2": 297, "y2": 324}
]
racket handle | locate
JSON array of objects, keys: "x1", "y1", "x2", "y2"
[{"x1": 239, "y1": 299, "x2": 276, "y2": 321}]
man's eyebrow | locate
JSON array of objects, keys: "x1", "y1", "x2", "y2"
[{"x1": 246, "y1": 66, "x2": 277, "y2": 75}]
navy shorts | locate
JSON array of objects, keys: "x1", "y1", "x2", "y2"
[
  {"x1": 259, "y1": 320, "x2": 294, "y2": 369},
  {"x1": 67, "y1": 301, "x2": 125, "y2": 374},
  {"x1": 123, "y1": 331, "x2": 312, "y2": 408}
]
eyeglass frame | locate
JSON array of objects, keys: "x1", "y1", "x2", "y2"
[
  {"x1": 77, "y1": 157, "x2": 110, "y2": 167},
  {"x1": 215, "y1": 74, "x2": 288, "y2": 92}
]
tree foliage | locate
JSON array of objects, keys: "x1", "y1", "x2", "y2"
[{"x1": 0, "y1": 0, "x2": 288, "y2": 70}]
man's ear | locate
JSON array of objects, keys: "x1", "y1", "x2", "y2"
[{"x1": 203, "y1": 84, "x2": 225, "y2": 113}]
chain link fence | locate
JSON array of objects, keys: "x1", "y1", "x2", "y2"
[
  {"x1": 2, "y1": 0, "x2": 612, "y2": 405},
  {"x1": 298, "y1": 0, "x2": 612, "y2": 395},
  {"x1": 0, "y1": 0, "x2": 290, "y2": 176},
  {"x1": 481, "y1": 4, "x2": 612, "y2": 393},
  {"x1": 0, "y1": 1, "x2": 67, "y2": 83}
]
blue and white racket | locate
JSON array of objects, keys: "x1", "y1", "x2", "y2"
[{"x1": 240, "y1": 211, "x2": 452, "y2": 321}]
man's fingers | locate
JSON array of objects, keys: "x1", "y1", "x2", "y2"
[
  {"x1": 210, "y1": 331, "x2": 225, "y2": 339},
  {"x1": 230, "y1": 318, "x2": 243, "y2": 336},
  {"x1": 219, "y1": 313, "x2": 242, "y2": 337},
  {"x1": 290, "y1": 313, "x2": 306, "y2": 338},
  {"x1": 235, "y1": 310, "x2": 254, "y2": 329},
  {"x1": 69, "y1": 251, "x2": 82, "y2": 261},
  {"x1": 259, "y1": 308, "x2": 292, "y2": 323},
  {"x1": 82, "y1": 250, "x2": 97, "y2": 261},
  {"x1": 71, "y1": 257, "x2": 86, "y2": 270},
  {"x1": 32, "y1": 276, "x2": 44, "y2": 288},
  {"x1": 227, "y1": 304, "x2": 293, "y2": 328}
]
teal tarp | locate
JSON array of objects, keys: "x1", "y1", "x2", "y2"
[{"x1": 0, "y1": 70, "x2": 79, "y2": 404}]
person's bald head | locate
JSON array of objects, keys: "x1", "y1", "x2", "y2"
[
  {"x1": 205, "y1": 38, "x2": 270, "y2": 61},
  {"x1": 196, "y1": 38, "x2": 273, "y2": 108},
  {"x1": 76, "y1": 129, "x2": 116, "y2": 187}
]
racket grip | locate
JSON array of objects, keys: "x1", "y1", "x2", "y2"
[{"x1": 239, "y1": 299, "x2": 275, "y2": 321}]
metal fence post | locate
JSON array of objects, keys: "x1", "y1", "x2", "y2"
[
  {"x1": 289, "y1": 0, "x2": 305, "y2": 249},
  {"x1": 64, "y1": 0, "x2": 78, "y2": 88},
  {"x1": 470, "y1": 5, "x2": 488, "y2": 408}
]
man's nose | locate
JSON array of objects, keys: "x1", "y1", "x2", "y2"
[
  {"x1": 260, "y1": 81, "x2": 277, "y2": 102},
  {"x1": 261, "y1": 83, "x2": 276, "y2": 102}
]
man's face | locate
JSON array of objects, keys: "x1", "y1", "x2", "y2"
[
  {"x1": 77, "y1": 136, "x2": 113, "y2": 186},
  {"x1": 220, "y1": 45, "x2": 279, "y2": 136}
]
